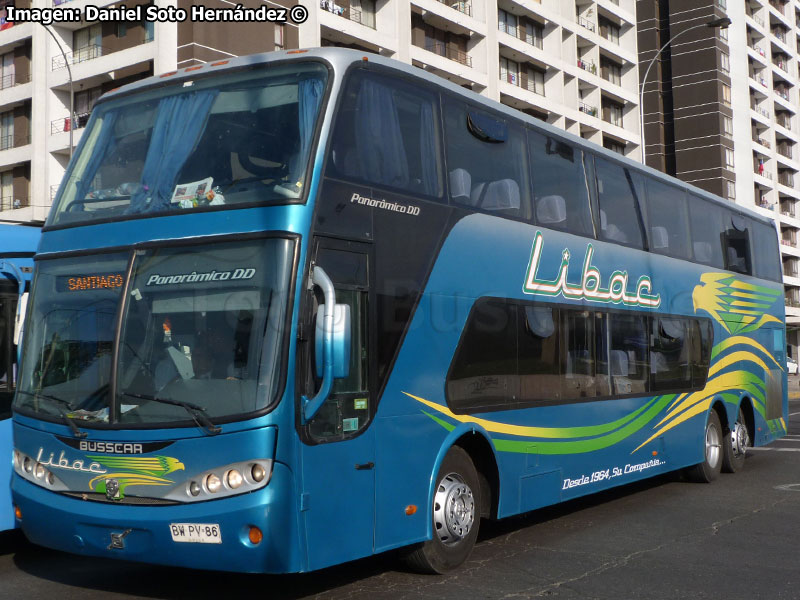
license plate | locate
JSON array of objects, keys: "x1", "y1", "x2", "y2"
[{"x1": 169, "y1": 523, "x2": 222, "y2": 544}]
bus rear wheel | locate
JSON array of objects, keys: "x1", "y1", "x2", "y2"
[
  {"x1": 404, "y1": 446, "x2": 481, "y2": 574},
  {"x1": 685, "y1": 411, "x2": 723, "y2": 483},
  {"x1": 722, "y1": 408, "x2": 749, "y2": 473}
]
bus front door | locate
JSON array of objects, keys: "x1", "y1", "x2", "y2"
[{"x1": 300, "y1": 238, "x2": 376, "y2": 571}]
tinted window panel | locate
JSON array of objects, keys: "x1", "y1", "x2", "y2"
[
  {"x1": 722, "y1": 211, "x2": 751, "y2": 275},
  {"x1": 693, "y1": 319, "x2": 713, "y2": 388},
  {"x1": 650, "y1": 317, "x2": 692, "y2": 391},
  {"x1": 644, "y1": 179, "x2": 691, "y2": 259},
  {"x1": 444, "y1": 99, "x2": 530, "y2": 219},
  {"x1": 448, "y1": 300, "x2": 518, "y2": 411},
  {"x1": 327, "y1": 71, "x2": 442, "y2": 198},
  {"x1": 688, "y1": 196, "x2": 724, "y2": 268},
  {"x1": 561, "y1": 309, "x2": 602, "y2": 399},
  {"x1": 518, "y1": 305, "x2": 561, "y2": 402},
  {"x1": 595, "y1": 158, "x2": 645, "y2": 249},
  {"x1": 528, "y1": 131, "x2": 594, "y2": 236},
  {"x1": 752, "y1": 220, "x2": 782, "y2": 282},
  {"x1": 609, "y1": 313, "x2": 648, "y2": 395}
]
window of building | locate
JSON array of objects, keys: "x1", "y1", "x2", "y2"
[
  {"x1": 725, "y1": 179, "x2": 735, "y2": 200},
  {"x1": 525, "y1": 21, "x2": 543, "y2": 48},
  {"x1": 498, "y1": 9, "x2": 517, "y2": 37},
  {"x1": 274, "y1": 24, "x2": 284, "y2": 51},
  {"x1": 723, "y1": 115, "x2": 733, "y2": 138},
  {"x1": 602, "y1": 99, "x2": 624, "y2": 127},
  {"x1": 0, "y1": 110, "x2": 13, "y2": 151},
  {"x1": 600, "y1": 58, "x2": 621, "y2": 86},
  {"x1": 499, "y1": 56, "x2": 519, "y2": 85},
  {"x1": 525, "y1": 65, "x2": 544, "y2": 94},
  {"x1": 0, "y1": 170, "x2": 11, "y2": 210},
  {"x1": 724, "y1": 147, "x2": 735, "y2": 169},
  {"x1": 599, "y1": 17, "x2": 620, "y2": 44},
  {"x1": 0, "y1": 52, "x2": 13, "y2": 90},
  {"x1": 722, "y1": 83, "x2": 731, "y2": 106},
  {"x1": 721, "y1": 52, "x2": 730, "y2": 73},
  {"x1": 73, "y1": 24, "x2": 102, "y2": 62}
]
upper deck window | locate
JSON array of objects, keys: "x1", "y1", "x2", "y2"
[{"x1": 49, "y1": 62, "x2": 328, "y2": 227}]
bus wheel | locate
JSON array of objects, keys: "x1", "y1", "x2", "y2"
[
  {"x1": 404, "y1": 446, "x2": 481, "y2": 574},
  {"x1": 685, "y1": 411, "x2": 723, "y2": 483},
  {"x1": 722, "y1": 408, "x2": 749, "y2": 473}
]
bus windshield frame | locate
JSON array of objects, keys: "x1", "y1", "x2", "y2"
[
  {"x1": 47, "y1": 60, "x2": 330, "y2": 229},
  {"x1": 14, "y1": 234, "x2": 298, "y2": 429}
]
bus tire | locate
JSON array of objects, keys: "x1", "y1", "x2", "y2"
[
  {"x1": 722, "y1": 408, "x2": 749, "y2": 473},
  {"x1": 685, "y1": 411, "x2": 723, "y2": 483},
  {"x1": 404, "y1": 446, "x2": 481, "y2": 574}
]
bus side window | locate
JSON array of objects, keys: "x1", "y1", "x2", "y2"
[
  {"x1": 723, "y1": 212, "x2": 752, "y2": 275},
  {"x1": 443, "y1": 99, "x2": 530, "y2": 219},
  {"x1": 688, "y1": 196, "x2": 725, "y2": 268},
  {"x1": 643, "y1": 179, "x2": 691, "y2": 259},
  {"x1": 327, "y1": 71, "x2": 442, "y2": 199},
  {"x1": 751, "y1": 219, "x2": 782, "y2": 282},
  {"x1": 528, "y1": 131, "x2": 594, "y2": 237},
  {"x1": 594, "y1": 157, "x2": 646, "y2": 249}
]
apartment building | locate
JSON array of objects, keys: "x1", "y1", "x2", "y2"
[
  {"x1": 0, "y1": 0, "x2": 642, "y2": 224},
  {"x1": 638, "y1": 0, "x2": 800, "y2": 353}
]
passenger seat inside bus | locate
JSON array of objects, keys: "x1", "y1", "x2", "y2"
[
  {"x1": 535, "y1": 195, "x2": 567, "y2": 225},
  {"x1": 448, "y1": 169, "x2": 520, "y2": 213}
]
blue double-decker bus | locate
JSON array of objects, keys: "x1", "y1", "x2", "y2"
[
  {"x1": 11, "y1": 49, "x2": 786, "y2": 573},
  {"x1": 0, "y1": 223, "x2": 38, "y2": 531}
]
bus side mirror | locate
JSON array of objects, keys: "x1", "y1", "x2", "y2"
[{"x1": 315, "y1": 303, "x2": 351, "y2": 379}]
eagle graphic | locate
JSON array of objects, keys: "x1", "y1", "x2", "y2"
[
  {"x1": 692, "y1": 272, "x2": 782, "y2": 334},
  {"x1": 87, "y1": 455, "x2": 185, "y2": 499}
]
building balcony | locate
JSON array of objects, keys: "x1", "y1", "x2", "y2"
[
  {"x1": 435, "y1": 0, "x2": 471, "y2": 17},
  {"x1": 319, "y1": 0, "x2": 376, "y2": 29},
  {"x1": 500, "y1": 72, "x2": 543, "y2": 96},
  {"x1": 577, "y1": 59, "x2": 597, "y2": 75},
  {"x1": 0, "y1": 195, "x2": 27, "y2": 211},
  {"x1": 578, "y1": 101, "x2": 598, "y2": 118},
  {"x1": 50, "y1": 112, "x2": 90, "y2": 135},
  {"x1": 577, "y1": 17, "x2": 596, "y2": 34},
  {"x1": 424, "y1": 42, "x2": 471, "y2": 67}
]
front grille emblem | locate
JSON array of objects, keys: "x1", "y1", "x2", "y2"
[
  {"x1": 105, "y1": 479, "x2": 121, "y2": 500},
  {"x1": 107, "y1": 529, "x2": 132, "y2": 550}
]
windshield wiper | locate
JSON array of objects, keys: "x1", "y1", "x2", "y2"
[
  {"x1": 15, "y1": 390, "x2": 88, "y2": 439},
  {"x1": 122, "y1": 392, "x2": 222, "y2": 435}
]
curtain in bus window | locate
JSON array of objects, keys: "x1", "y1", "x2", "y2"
[
  {"x1": 354, "y1": 79, "x2": 409, "y2": 188},
  {"x1": 73, "y1": 111, "x2": 118, "y2": 206},
  {"x1": 128, "y1": 90, "x2": 219, "y2": 213},
  {"x1": 290, "y1": 78, "x2": 324, "y2": 185}
]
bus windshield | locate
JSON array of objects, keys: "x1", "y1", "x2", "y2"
[
  {"x1": 15, "y1": 237, "x2": 295, "y2": 426},
  {"x1": 49, "y1": 62, "x2": 328, "y2": 227}
]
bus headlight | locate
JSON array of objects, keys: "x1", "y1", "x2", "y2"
[
  {"x1": 205, "y1": 474, "x2": 222, "y2": 493},
  {"x1": 175, "y1": 459, "x2": 273, "y2": 502},
  {"x1": 13, "y1": 449, "x2": 66, "y2": 491},
  {"x1": 226, "y1": 469, "x2": 243, "y2": 489}
]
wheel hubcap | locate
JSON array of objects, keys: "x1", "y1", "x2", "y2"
[
  {"x1": 706, "y1": 422, "x2": 721, "y2": 468},
  {"x1": 731, "y1": 418, "x2": 749, "y2": 459},
  {"x1": 433, "y1": 472, "x2": 475, "y2": 546}
]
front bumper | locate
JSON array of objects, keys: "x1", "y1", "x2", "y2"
[{"x1": 12, "y1": 462, "x2": 300, "y2": 573}]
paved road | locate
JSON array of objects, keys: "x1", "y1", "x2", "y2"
[{"x1": 3, "y1": 398, "x2": 800, "y2": 599}]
